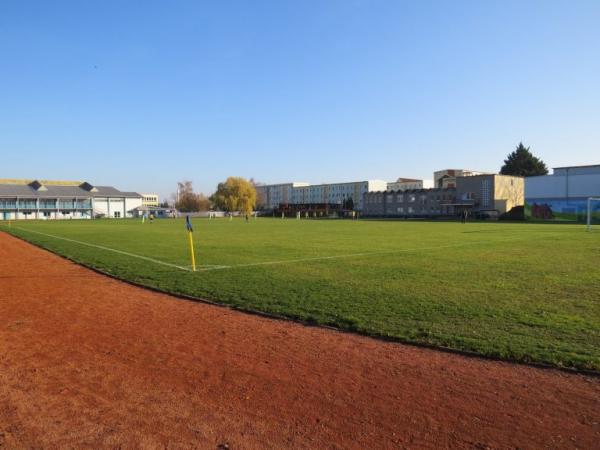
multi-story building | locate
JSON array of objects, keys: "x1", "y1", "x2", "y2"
[
  {"x1": 141, "y1": 193, "x2": 159, "y2": 207},
  {"x1": 363, "y1": 174, "x2": 524, "y2": 218},
  {"x1": 386, "y1": 178, "x2": 434, "y2": 191},
  {"x1": 255, "y1": 182, "x2": 310, "y2": 210},
  {"x1": 525, "y1": 164, "x2": 600, "y2": 218},
  {"x1": 0, "y1": 179, "x2": 142, "y2": 220},
  {"x1": 256, "y1": 180, "x2": 387, "y2": 211},
  {"x1": 433, "y1": 169, "x2": 487, "y2": 189},
  {"x1": 365, "y1": 187, "x2": 458, "y2": 216}
]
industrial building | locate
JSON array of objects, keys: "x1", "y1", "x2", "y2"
[
  {"x1": 525, "y1": 164, "x2": 600, "y2": 218},
  {"x1": 256, "y1": 180, "x2": 387, "y2": 211},
  {"x1": 363, "y1": 174, "x2": 524, "y2": 218},
  {"x1": 0, "y1": 179, "x2": 142, "y2": 220}
]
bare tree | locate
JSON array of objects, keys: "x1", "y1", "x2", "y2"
[{"x1": 173, "y1": 181, "x2": 211, "y2": 212}]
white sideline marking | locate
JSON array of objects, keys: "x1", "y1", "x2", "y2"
[
  {"x1": 195, "y1": 238, "x2": 520, "y2": 272},
  {"x1": 10, "y1": 226, "x2": 206, "y2": 272},
  {"x1": 9, "y1": 225, "x2": 532, "y2": 274}
]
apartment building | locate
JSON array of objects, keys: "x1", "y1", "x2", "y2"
[
  {"x1": 255, "y1": 182, "x2": 310, "y2": 210},
  {"x1": 256, "y1": 180, "x2": 387, "y2": 211},
  {"x1": 386, "y1": 178, "x2": 434, "y2": 191}
]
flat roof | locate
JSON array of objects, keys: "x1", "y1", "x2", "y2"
[{"x1": 553, "y1": 164, "x2": 600, "y2": 170}]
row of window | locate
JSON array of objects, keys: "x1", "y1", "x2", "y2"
[
  {"x1": 0, "y1": 200, "x2": 92, "y2": 209},
  {"x1": 395, "y1": 206, "x2": 449, "y2": 214},
  {"x1": 366, "y1": 193, "x2": 455, "y2": 204},
  {"x1": 14, "y1": 211, "x2": 90, "y2": 217}
]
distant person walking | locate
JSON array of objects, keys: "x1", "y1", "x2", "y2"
[{"x1": 461, "y1": 210, "x2": 468, "y2": 223}]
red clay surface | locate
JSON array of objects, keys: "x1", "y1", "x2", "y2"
[{"x1": 0, "y1": 232, "x2": 599, "y2": 449}]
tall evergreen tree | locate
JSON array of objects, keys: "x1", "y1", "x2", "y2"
[{"x1": 500, "y1": 142, "x2": 548, "y2": 176}]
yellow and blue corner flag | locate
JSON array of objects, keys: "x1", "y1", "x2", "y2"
[{"x1": 186, "y1": 215, "x2": 196, "y2": 271}]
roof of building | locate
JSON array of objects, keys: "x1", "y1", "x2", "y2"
[
  {"x1": 0, "y1": 178, "x2": 83, "y2": 186},
  {"x1": 394, "y1": 178, "x2": 421, "y2": 183},
  {"x1": 132, "y1": 205, "x2": 172, "y2": 211},
  {"x1": 368, "y1": 187, "x2": 456, "y2": 195},
  {"x1": 0, "y1": 179, "x2": 141, "y2": 198},
  {"x1": 553, "y1": 164, "x2": 600, "y2": 170}
]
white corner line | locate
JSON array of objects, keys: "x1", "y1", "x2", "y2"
[{"x1": 10, "y1": 226, "x2": 194, "y2": 272}]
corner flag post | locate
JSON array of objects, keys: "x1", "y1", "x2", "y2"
[{"x1": 186, "y1": 215, "x2": 196, "y2": 271}]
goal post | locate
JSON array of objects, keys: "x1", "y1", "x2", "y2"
[{"x1": 587, "y1": 197, "x2": 600, "y2": 231}]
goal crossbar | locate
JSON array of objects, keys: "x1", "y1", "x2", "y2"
[{"x1": 587, "y1": 197, "x2": 600, "y2": 231}]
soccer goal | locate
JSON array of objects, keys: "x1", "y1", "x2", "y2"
[{"x1": 586, "y1": 197, "x2": 600, "y2": 231}]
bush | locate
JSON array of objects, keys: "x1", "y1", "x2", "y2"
[{"x1": 499, "y1": 205, "x2": 525, "y2": 221}]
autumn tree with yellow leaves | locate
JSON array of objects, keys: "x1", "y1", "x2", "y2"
[{"x1": 211, "y1": 177, "x2": 257, "y2": 216}]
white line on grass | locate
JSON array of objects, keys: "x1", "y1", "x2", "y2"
[
  {"x1": 9, "y1": 225, "x2": 532, "y2": 274},
  {"x1": 195, "y1": 238, "x2": 523, "y2": 272},
  {"x1": 9, "y1": 226, "x2": 220, "y2": 272}
]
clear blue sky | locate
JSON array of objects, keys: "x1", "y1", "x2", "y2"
[{"x1": 2, "y1": 0, "x2": 599, "y2": 200}]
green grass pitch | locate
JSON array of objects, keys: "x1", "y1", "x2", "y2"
[{"x1": 3, "y1": 217, "x2": 600, "y2": 371}]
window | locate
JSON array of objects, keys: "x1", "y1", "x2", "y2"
[
  {"x1": 397, "y1": 194, "x2": 404, "y2": 202},
  {"x1": 397, "y1": 207, "x2": 403, "y2": 213},
  {"x1": 386, "y1": 195, "x2": 393, "y2": 203},
  {"x1": 481, "y1": 180, "x2": 491, "y2": 208},
  {"x1": 409, "y1": 195, "x2": 416, "y2": 203},
  {"x1": 114, "y1": 211, "x2": 121, "y2": 218}
]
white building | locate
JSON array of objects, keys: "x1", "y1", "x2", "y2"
[
  {"x1": 525, "y1": 164, "x2": 600, "y2": 216},
  {"x1": 387, "y1": 178, "x2": 434, "y2": 191},
  {"x1": 256, "y1": 180, "x2": 387, "y2": 211},
  {"x1": 256, "y1": 182, "x2": 310, "y2": 210},
  {"x1": 0, "y1": 179, "x2": 143, "y2": 220}
]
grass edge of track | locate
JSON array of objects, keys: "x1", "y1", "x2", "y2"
[{"x1": 3, "y1": 229, "x2": 598, "y2": 378}]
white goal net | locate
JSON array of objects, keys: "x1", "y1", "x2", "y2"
[{"x1": 587, "y1": 197, "x2": 600, "y2": 231}]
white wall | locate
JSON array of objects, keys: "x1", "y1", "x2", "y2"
[
  {"x1": 93, "y1": 197, "x2": 142, "y2": 218},
  {"x1": 125, "y1": 197, "x2": 143, "y2": 217},
  {"x1": 526, "y1": 174, "x2": 600, "y2": 198}
]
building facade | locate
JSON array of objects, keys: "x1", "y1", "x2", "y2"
[
  {"x1": 256, "y1": 180, "x2": 387, "y2": 211},
  {"x1": 525, "y1": 164, "x2": 600, "y2": 218},
  {"x1": 255, "y1": 182, "x2": 309, "y2": 210},
  {"x1": 433, "y1": 169, "x2": 487, "y2": 189},
  {"x1": 141, "y1": 193, "x2": 159, "y2": 207},
  {"x1": 363, "y1": 174, "x2": 524, "y2": 218},
  {"x1": 0, "y1": 179, "x2": 142, "y2": 220},
  {"x1": 365, "y1": 187, "x2": 458, "y2": 216},
  {"x1": 386, "y1": 178, "x2": 434, "y2": 191}
]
